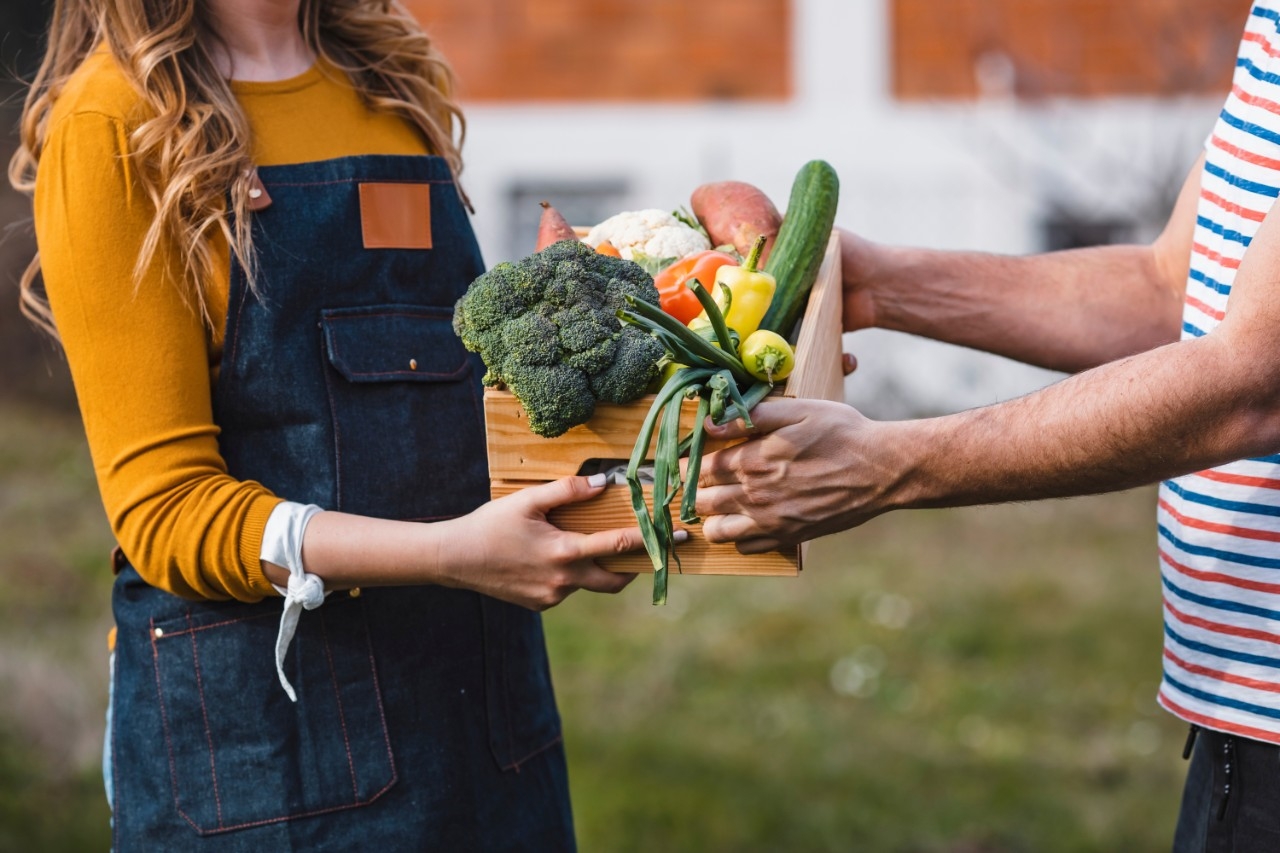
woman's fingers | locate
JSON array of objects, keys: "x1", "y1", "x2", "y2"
[
  {"x1": 519, "y1": 474, "x2": 607, "y2": 514},
  {"x1": 490, "y1": 476, "x2": 698, "y2": 607},
  {"x1": 575, "y1": 524, "x2": 648, "y2": 559},
  {"x1": 572, "y1": 566, "x2": 637, "y2": 595}
]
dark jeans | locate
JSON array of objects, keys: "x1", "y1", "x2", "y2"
[{"x1": 1175, "y1": 726, "x2": 1280, "y2": 852}]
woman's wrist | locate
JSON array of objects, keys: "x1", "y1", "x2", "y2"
[{"x1": 293, "y1": 511, "x2": 464, "y2": 590}]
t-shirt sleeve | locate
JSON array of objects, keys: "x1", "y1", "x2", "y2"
[{"x1": 34, "y1": 110, "x2": 282, "y2": 601}]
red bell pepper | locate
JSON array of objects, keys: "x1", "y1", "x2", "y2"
[{"x1": 652, "y1": 250, "x2": 737, "y2": 324}]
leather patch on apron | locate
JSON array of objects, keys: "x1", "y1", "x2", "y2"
[
  {"x1": 246, "y1": 170, "x2": 272, "y2": 211},
  {"x1": 358, "y1": 182, "x2": 433, "y2": 249}
]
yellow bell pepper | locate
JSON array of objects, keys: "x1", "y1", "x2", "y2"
[
  {"x1": 739, "y1": 329, "x2": 795, "y2": 385},
  {"x1": 712, "y1": 235, "x2": 775, "y2": 339}
]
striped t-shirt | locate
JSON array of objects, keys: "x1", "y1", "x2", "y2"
[{"x1": 1156, "y1": 1, "x2": 1280, "y2": 743}]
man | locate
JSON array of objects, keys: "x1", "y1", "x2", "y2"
[{"x1": 696, "y1": 3, "x2": 1280, "y2": 848}]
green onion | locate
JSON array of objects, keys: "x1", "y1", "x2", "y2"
[{"x1": 617, "y1": 299, "x2": 782, "y2": 604}]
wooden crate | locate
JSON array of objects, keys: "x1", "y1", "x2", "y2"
[{"x1": 484, "y1": 233, "x2": 844, "y2": 575}]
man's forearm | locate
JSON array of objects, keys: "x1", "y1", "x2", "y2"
[
  {"x1": 845, "y1": 156, "x2": 1200, "y2": 373},
  {"x1": 887, "y1": 332, "x2": 1280, "y2": 511},
  {"x1": 854, "y1": 240, "x2": 1185, "y2": 373},
  {"x1": 694, "y1": 312, "x2": 1280, "y2": 549}
]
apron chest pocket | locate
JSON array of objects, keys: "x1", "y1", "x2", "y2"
[
  {"x1": 149, "y1": 596, "x2": 395, "y2": 835},
  {"x1": 320, "y1": 304, "x2": 490, "y2": 521}
]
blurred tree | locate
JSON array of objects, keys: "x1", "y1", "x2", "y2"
[
  {"x1": 2, "y1": 1, "x2": 56, "y2": 83},
  {"x1": 1, "y1": 0, "x2": 74, "y2": 409}
]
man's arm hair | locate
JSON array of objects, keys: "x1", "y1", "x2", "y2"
[
  {"x1": 847, "y1": 153, "x2": 1204, "y2": 373},
  {"x1": 889, "y1": 177, "x2": 1280, "y2": 510}
]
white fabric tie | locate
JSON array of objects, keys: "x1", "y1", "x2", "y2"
[{"x1": 262, "y1": 502, "x2": 325, "y2": 702}]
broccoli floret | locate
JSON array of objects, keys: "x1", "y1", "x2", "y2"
[
  {"x1": 502, "y1": 363, "x2": 596, "y2": 439},
  {"x1": 502, "y1": 312, "x2": 561, "y2": 367},
  {"x1": 453, "y1": 261, "x2": 539, "y2": 335},
  {"x1": 563, "y1": 336, "x2": 618, "y2": 376},
  {"x1": 454, "y1": 242, "x2": 664, "y2": 437},
  {"x1": 556, "y1": 303, "x2": 613, "y2": 352},
  {"x1": 590, "y1": 327, "x2": 666, "y2": 404},
  {"x1": 606, "y1": 264, "x2": 660, "y2": 308}
]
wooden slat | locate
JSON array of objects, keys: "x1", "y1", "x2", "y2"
[
  {"x1": 783, "y1": 233, "x2": 844, "y2": 404},
  {"x1": 485, "y1": 390, "x2": 749, "y2": 481},
  {"x1": 491, "y1": 480, "x2": 799, "y2": 576}
]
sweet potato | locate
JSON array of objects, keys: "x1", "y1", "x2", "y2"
[
  {"x1": 690, "y1": 181, "x2": 782, "y2": 264},
  {"x1": 536, "y1": 201, "x2": 578, "y2": 251}
]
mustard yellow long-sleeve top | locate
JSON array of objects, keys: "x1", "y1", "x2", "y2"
[{"x1": 36, "y1": 48, "x2": 431, "y2": 601}]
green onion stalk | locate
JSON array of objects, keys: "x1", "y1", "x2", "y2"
[{"x1": 618, "y1": 280, "x2": 774, "y2": 605}]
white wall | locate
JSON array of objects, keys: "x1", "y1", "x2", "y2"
[{"x1": 457, "y1": 0, "x2": 1220, "y2": 418}]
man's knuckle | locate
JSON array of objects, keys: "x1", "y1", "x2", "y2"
[
  {"x1": 612, "y1": 532, "x2": 634, "y2": 555},
  {"x1": 548, "y1": 540, "x2": 577, "y2": 564}
]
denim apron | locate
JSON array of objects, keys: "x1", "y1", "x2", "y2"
[{"x1": 108, "y1": 155, "x2": 574, "y2": 851}]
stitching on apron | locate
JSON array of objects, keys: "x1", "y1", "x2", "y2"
[
  {"x1": 324, "y1": 311, "x2": 468, "y2": 380},
  {"x1": 188, "y1": 611, "x2": 226, "y2": 829},
  {"x1": 363, "y1": 610, "x2": 399, "y2": 787},
  {"x1": 502, "y1": 607, "x2": 515, "y2": 766},
  {"x1": 320, "y1": 609, "x2": 361, "y2": 801},
  {"x1": 504, "y1": 733, "x2": 565, "y2": 773},
  {"x1": 150, "y1": 617, "x2": 201, "y2": 833},
  {"x1": 146, "y1": 610, "x2": 277, "y2": 639},
  {"x1": 321, "y1": 349, "x2": 345, "y2": 510},
  {"x1": 222, "y1": 267, "x2": 251, "y2": 379},
  {"x1": 149, "y1": 607, "x2": 399, "y2": 834},
  {"x1": 466, "y1": 370, "x2": 485, "y2": 439}
]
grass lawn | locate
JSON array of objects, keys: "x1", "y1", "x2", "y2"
[
  {"x1": 0, "y1": 401, "x2": 1185, "y2": 852},
  {"x1": 546, "y1": 489, "x2": 1186, "y2": 852}
]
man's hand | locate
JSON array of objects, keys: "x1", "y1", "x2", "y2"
[
  {"x1": 839, "y1": 227, "x2": 883, "y2": 334},
  {"x1": 695, "y1": 400, "x2": 891, "y2": 553}
]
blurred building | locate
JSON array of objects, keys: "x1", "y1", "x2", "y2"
[
  {"x1": 408, "y1": 0, "x2": 1252, "y2": 417},
  {"x1": 0, "y1": 1, "x2": 1255, "y2": 415}
]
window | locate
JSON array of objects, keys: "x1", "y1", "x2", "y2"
[
  {"x1": 505, "y1": 179, "x2": 630, "y2": 261},
  {"x1": 1041, "y1": 214, "x2": 1136, "y2": 252},
  {"x1": 405, "y1": 0, "x2": 791, "y2": 102},
  {"x1": 891, "y1": 0, "x2": 1251, "y2": 100}
]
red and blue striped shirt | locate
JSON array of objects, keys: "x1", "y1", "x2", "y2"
[{"x1": 1157, "y1": 0, "x2": 1280, "y2": 743}]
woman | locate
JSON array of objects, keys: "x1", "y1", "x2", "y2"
[{"x1": 10, "y1": 0, "x2": 649, "y2": 848}]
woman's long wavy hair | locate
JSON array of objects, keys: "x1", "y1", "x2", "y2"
[{"x1": 9, "y1": 0, "x2": 466, "y2": 337}]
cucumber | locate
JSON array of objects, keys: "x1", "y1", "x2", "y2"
[{"x1": 759, "y1": 160, "x2": 840, "y2": 340}]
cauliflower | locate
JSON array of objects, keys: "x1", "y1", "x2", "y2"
[{"x1": 584, "y1": 209, "x2": 710, "y2": 263}]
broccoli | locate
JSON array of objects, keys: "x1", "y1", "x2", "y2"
[
  {"x1": 590, "y1": 326, "x2": 665, "y2": 404},
  {"x1": 454, "y1": 240, "x2": 666, "y2": 438}
]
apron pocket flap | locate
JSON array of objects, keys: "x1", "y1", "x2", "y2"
[{"x1": 322, "y1": 305, "x2": 469, "y2": 383}]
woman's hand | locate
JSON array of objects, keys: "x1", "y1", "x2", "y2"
[
  {"x1": 443, "y1": 476, "x2": 651, "y2": 611},
  {"x1": 694, "y1": 400, "x2": 895, "y2": 552}
]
